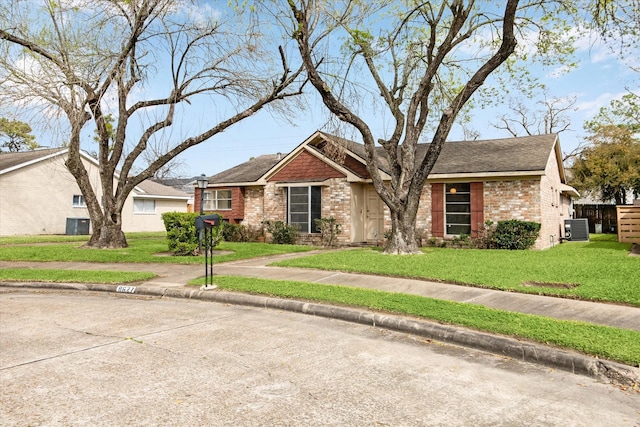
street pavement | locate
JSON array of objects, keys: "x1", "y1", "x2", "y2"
[
  {"x1": 1, "y1": 291, "x2": 639, "y2": 426},
  {"x1": 1, "y1": 250, "x2": 639, "y2": 387}
]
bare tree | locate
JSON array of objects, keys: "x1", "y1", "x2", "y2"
[
  {"x1": 283, "y1": 0, "x2": 575, "y2": 254},
  {"x1": 140, "y1": 140, "x2": 188, "y2": 180},
  {"x1": 0, "y1": 0, "x2": 305, "y2": 248},
  {"x1": 492, "y1": 92, "x2": 576, "y2": 138}
]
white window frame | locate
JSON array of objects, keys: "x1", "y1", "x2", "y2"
[
  {"x1": 72, "y1": 194, "x2": 86, "y2": 208},
  {"x1": 287, "y1": 186, "x2": 322, "y2": 233},
  {"x1": 203, "y1": 190, "x2": 232, "y2": 211},
  {"x1": 133, "y1": 199, "x2": 156, "y2": 214}
]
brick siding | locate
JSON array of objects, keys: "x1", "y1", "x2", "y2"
[
  {"x1": 240, "y1": 165, "x2": 562, "y2": 250},
  {"x1": 196, "y1": 187, "x2": 245, "y2": 224}
]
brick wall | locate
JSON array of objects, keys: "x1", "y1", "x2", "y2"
[
  {"x1": 196, "y1": 187, "x2": 245, "y2": 224},
  {"x1": 263, "y1": 182, "x2": 287, "y2": 224},
  {"x1": 323, "y1": 179, "x2": 351, "y2": 245},
  {"x1": 484, "y1": 179, "x2": 548, "y2": 248},
  {"x1": 243, "y1": 186, "x2": 264, "y2": 228},
  {"x1": 539, "y1": 149, "x2": 565, "y2": 247},
  {"x1": 483, "y1": 179, "x2": 540, "y2": 222},
  {"x1": 256, "y1": 178, "x2": 352, "y2": 245},
  {"x1": 240, "y1": 163, "x2": 564, "y2": 249}
]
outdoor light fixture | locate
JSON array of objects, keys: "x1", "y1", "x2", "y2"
[
  {"x1": 196, "y1": 173, "x2": 209, "y2": 254},
  {"x1": 197, "y1": 173, "x2": 209, "y2": 215}
]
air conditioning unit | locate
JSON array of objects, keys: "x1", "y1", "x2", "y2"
[
  {"x1": 66, "y1": 218, "x2": 90, "y2": 235},
  {"x1": 564, "y1": 219, "x2": 589, "y2": 242}
]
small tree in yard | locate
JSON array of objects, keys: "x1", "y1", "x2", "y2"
[
  {"x1": 281, "y1": 0, "x2": 577, "y2": 254},
  {"x1": 0, "y1": 0, "x2": 305, "y2": 248}
]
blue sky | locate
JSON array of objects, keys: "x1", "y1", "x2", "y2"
[
  {"x1": 173, "y1": 33, "x2": 638, "y2": 178},
  {"x1": 19, "y1": 3, "x2": 638, "y2": 179}
]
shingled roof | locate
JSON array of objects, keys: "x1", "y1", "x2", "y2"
[
  {"x1": 1, "y1": 148, "x2": 188, "y2": 198},
  {"x1": 0, "y1": 148, "x2": 66, "y2": 174},
  {"x1": 207, "y1": 154, "x2": 283, "y2": 184},
  {"x1": 134, "y1": 179, "x2": 189, "y2": 199},
  {"x1": 206, "y1": 132, "x2": 561, "y2": 185},
  {"x1": 317, "y1": 132, "x2": 558, "y2": 175},
  {"x1": 430, "y1": 134, "x2": 558, "y2": 174}
]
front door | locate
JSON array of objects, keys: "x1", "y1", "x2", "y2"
[{"x1": 365, "y1": 186, "x2": 385, "y2": 241}]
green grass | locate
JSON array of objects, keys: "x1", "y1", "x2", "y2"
[
  {"x1": 0, "y1": 268, "x2": 155, "y2": 284},
  {"x1": 271, "y1": 235, "x2": 640, "y2": 306},
  {"x1": 191, "y1": 275, "x2": 640, "y2": 366},
  {"x1": 0, "y1": 234, "x2": 314, "y2": 264}
]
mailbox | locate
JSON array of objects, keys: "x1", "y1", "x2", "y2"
[
  {"x1": 195, "y1": 214, "x2": 221, "y2": 230},
  {"x1": 196, "y1": 214, "x2": 221, "y2": 289}
]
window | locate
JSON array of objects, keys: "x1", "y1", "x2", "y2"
[
  {"x1": 203, "y1": 190, "x2": 232, "y2": 211},
  {"x1": 133, "y1": 199, "x2": 155, "y2": 213},
  {"x1": 445, "y1": 183, "x2": 471, "y2": 235},
  {"x1": 72, "y1": 194, "x2": 86, "y2": 207},
  {"x1": 287, "y1": 186, "x2": 321, "y2": 233}
]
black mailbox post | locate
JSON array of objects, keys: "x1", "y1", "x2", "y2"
[{"x1": 196, "y1": 214, "x2": 221, "y2": 289}]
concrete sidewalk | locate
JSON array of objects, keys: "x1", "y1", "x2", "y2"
[
  {"x1": 2, "y1": 253, "x2": 639, "y2": 386},
  {"x1": 2, "y1": 251, "x2": 639, "y2": 332}
]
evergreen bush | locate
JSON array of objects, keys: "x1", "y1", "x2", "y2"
[
  {"x1": 162, "y1": 212, "x2": 200, "y2": 255},
  {"x1": 264, "y1": 220, "x2": 298, "y2": 244},
  {"x1": 493, "y1": 219, "x2": 541, "y2": 250}
]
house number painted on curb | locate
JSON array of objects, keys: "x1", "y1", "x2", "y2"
[{"x1": 116, "y1": 285, "x2": 136, "y2": 294}]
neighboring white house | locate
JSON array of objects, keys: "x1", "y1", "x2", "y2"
[{"x1": 0, "y1": 148, "x2": 189, "y2": 236}]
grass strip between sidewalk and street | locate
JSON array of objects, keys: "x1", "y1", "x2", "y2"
[
  {"x1": 0, "y1": 268, "x2": 156, "y2": 284},
  {"x1": 193, "y1": 275, "x2": 640, "y2": 367}
]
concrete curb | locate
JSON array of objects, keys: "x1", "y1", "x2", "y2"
[{"x1": 3, "y1": 281, "x2": 639, "y2": 388}]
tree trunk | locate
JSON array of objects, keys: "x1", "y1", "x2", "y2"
[
  {"x1": 85, "y1": 213, "x2": 128, "y2": 249},
  {"x1": 384, "y1": 203, "x2": 421, "y2": 255}
]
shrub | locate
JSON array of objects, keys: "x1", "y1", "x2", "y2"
[
  {"x1": 313, "y1": 217, "x2": 342, "y2": 247},
  {"x1": 221, "y1": 223, "x2": 264, "y2": 242},
  {"x1": 162, "y1": 212, "x2": 199, "y2": 255},
  {"x1": 221, "y1": 223, "x2": 246, "y2": 242},
  {"x1": 471, "y1": 220, "x2": 497, "y2": 249},
  {"x1": 493, "y1": 219, "x2": 541, "y2": 250},
  {"x1": 451, "y1": 233, "x2": 471, "y2": 248},
  {"x1": 264, "y1": 220, "x2": 298, "y2": 244}
]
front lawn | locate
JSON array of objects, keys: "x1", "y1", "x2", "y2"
[
  {"x1": 0, "y1": 233, "x2": 314, "y2": 264},
  {"x1": 271, "y1": 235, "x2": 640, "y2": 306}
]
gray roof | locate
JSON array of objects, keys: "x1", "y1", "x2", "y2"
[
  {"x1": 206, "y1": 133, "x2": 559, "y2": 184},
  {"x1": 135, "y1": 180, "x2": 189, "y2": 198},
  {"x1": 0, "y1": 148, "x2": 66, "y2": 172},
  {"x1": 207, "y1": 154, "x2": 283, "y2": 184},
  {"x1": 430, "y1": 134, "x2": 557, "y2": 174},
  {"x1": 318, "y1": 132, "x2": 557, "y2": 175},
  {"x1": 0, "y1": 147, "x2": 188, "y2": 198}
]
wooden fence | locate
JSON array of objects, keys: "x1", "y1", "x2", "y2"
[
  {"x1": 616, "y1": 206, "x2": 640, "y2": 244},
  {"x1": 574, "y1": 204, "x2": 617, "y2": 233}
]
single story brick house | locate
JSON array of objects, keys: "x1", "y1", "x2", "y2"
[
  {"x1": 199, "y1": 131, "x2": 579, "y2": 249},
  {"x1": 0, "y1": 148, "x2": 189, "y2": 236}
]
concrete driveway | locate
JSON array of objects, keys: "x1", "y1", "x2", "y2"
[{"x1": 1, "y1": 289, "x2": 638, "y2": 426}]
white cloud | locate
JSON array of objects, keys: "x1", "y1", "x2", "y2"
[{"x1": 574, "y1": 91, "x2": 630, "y2": 118}]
